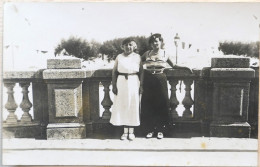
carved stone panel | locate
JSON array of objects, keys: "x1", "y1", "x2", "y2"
[
  {"x1": 213, "y1": 82, "x2": 249, "y2": 122},
  {"x1": 219, "y1": 87, "x2": 243, "y2": 117},
  {"x1": 55, "y1": 89, "x2": 78, "y2": 117}
]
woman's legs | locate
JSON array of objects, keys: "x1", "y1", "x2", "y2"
[
  {"x1": 124, "y1": 126, "x2": 129, "y2": 134},
  {"x1": 129, "y1": 127, "x2": 134, "y2": 134},
  {"x1": 151, "y1": 74, "x2": 170, "y2": 138},
  {"x1": 121, "y1": 126, "x2": 129, "y2": 140},
  {"x1": 121, "y1": 126, "x2": 136, "y2": 140},
  {"x1": 128, "y1": 126, "x2": 135, "y2": 140},
  {"x1": 142, "y1": 72, "x2": 170, "y2": 138},
  {"x1": 141, "y1": 71, "x2": 155, "y2": 135}
]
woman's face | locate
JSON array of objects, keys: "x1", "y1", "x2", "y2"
[
  {"x1": 122, "y1": 41, "x2": 136, "y2": 54},
  {"x1": 151, "y1": 38, "x2": 162, "y2": 50}
]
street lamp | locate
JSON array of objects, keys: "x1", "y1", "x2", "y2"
[{"x1": 174, "y1": 33, "x2": 180, "y2": 64}]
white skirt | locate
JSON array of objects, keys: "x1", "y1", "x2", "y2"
[{"x1": 110, "y1": 75, "x2": 140, "y2": 126}]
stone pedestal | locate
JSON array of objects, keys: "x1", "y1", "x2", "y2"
[
  {"x1": 47, "y1": 123, "x2": 86, "y2": 139},
  {"x1": 210, "y1": 57, "x2": 255, "y2": 138},
  {"x1": 210, "y1": 122, "x2": 251, "y2": 138},
  {"x1": 43, "y1": 57, "x2": 87, "y2": 139},
  {"x1": 3, "y1": 122, "x2": 44, "y2": 139}
]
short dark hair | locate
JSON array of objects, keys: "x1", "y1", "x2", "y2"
[
  {"x1": 148, "y1": 33, "x2": 164, "y2": 45},
  {"x1": 121, "y1": 37, "x2": 138, "y2": 53},
  {"x1": 122, "y1": 37, "x2": 136, "y2": 46}
]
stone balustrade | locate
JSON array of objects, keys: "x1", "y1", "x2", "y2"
[
  {"x1": 2, "y1": 57, "x2": 258, "y2": 139},
  {"x1": 3, "y1": 70, "x2": 47, "y2": 138}
]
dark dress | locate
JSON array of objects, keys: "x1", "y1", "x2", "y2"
[{"x1": 141, "y1": 50, "x2": 170, "y2": 134}]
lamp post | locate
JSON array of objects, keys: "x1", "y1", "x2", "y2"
[{"x1": 174, "y1": 33, "x2": 180, "y2": 64}]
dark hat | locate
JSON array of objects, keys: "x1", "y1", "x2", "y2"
[
  {"x1": 122, "y1": 37, "x2": 136, "y2": 45},
  {"x1": 151, "y1": 33, "x2": 162, "y2": 38},
  {"x1": 149, "y1": 33, "x2": 163, "y2": 44}
]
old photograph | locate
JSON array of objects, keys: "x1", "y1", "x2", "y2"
[{"x1": 2, "y1": 2, "x2": 259, "y2": 166}]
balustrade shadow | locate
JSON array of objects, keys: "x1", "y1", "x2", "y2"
[{"x1": 84, "y1": 123, "x2": 208, "y2": 139}]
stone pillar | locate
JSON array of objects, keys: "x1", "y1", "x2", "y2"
[
  {"x1": 32, "y1": 78, "x2": 49, "y2": 139},
  {"x1": 43, "y1": 58, "x2": 86, "y2": 139},
  {"x1": 210, "y1": 57, "x2": 255, "y2": 138}
]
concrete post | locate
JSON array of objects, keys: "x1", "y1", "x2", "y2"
[
  {"x1": 43, "y1": 57, "x2": 87, "y2": 139},
  {"x1": 210, "y1": 57, "x2": 255, "y2": 138}
]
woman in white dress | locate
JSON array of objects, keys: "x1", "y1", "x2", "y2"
[{"x1": 110, "y1": 38, "x2": 144, "y2": 140}]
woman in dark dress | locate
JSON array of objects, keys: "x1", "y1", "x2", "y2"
[{"x1": 141, "y1": 33, "x2": 191, "y2": 139}]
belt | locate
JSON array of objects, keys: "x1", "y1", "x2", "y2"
[
  {"x1": 118, "y1": 72, "x2": 139, "y2": 80},
  {"x1": 146, "y1": 68, "x2": 164, "y2": 74}
]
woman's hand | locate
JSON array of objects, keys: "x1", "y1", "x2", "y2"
[
  {"x1": 172, "y1": 65, "x2": 193, "y2": 74},
  {"x1": 112, "y1": 86, "x2": 118, "y2": 95},
  {"x1": 139, "y1": 86, "x2": 144, "y2": 94},
  {"x1": 182, "y1": 67, "x2": 193, "y2": 74}
]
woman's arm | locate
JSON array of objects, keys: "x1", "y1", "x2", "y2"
[
  {"x1": 112, "y1": 56, "x2": 119, "y2": 95},
  {"x1": 141, "y1": 51, "x2": 148, "y2": 62},
  {"x1": 139, "y1": 59, "x2": 144, "y2": 94},
  {"x1": 167, "y1": 58, "x2": 192, "y2": 73}
]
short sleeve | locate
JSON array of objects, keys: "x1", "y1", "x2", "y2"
[
  {"x1": 113, "y1": 54, "x2": 120, "y2": 70},
  {"x1": 135, "y1": 53, "x2": 141, "y2": 63}
]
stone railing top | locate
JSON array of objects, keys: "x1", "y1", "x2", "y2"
[
  {"x1": 192, "y1": 67, "x2": 212, "y2": 78},
  {"x1": 47, "y1": 57, "x2": 81, "y2": 69},
  {"x1": 211, "y1": 57, "x2": 250, "y2": 68},
  {"x1": 43, "y1": 69, "x2": 89, "y2": 79},
  {"x1": 91, "y1": 69, "x2": 112, "y2": 78},
  {"x1": 164, "y1": 68, "x2": 196, "y2": 78},
  {"x1": 3, "y1": 69, "x2": 44, "y2": 80},
  {"x1": 91, "y1": 68, "x2": 198, "y2": 78},
  {"x1": 210, "y1": 68, "x2": 255, "y2": 78},
  {"x1": 3, "y1": 67, "x2": 258, "y2": 80},
  {"x1": 251, "y1": 67, "x2": 259, "y2": 78}
]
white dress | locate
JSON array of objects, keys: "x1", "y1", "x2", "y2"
[{"x1": 110, "y1": 53, "x2": 141, "y2": 126}]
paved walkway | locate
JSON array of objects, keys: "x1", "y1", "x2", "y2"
[{"x1": 2, "y1": 137, "x2": 258, "y2": 166}]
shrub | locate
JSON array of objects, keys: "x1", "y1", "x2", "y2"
[
  {"x1": 55, "y1": 36, "x2": 101, "y2": 60},
  {"x1": 218, "y1": 41, "x2": 259, "y2": 58},
  {"x1": 100, "y1": 36, "x2": 150, "y2": 60}
]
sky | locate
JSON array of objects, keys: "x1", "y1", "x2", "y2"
[{"x1": 3, "y1": 2, "x2": 260, "y2": 70}]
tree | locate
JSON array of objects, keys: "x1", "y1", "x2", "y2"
[
  {"x1": 54, "y1": 36, "x2": 101, "y2": 60},
  {"x1": 100, "y1": 36, "x2": 150, "y2": 60},
  {"x1": 218, "y1": 41, "x2": 259, "y2": 58}
]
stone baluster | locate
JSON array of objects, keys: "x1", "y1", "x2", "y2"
[
  {"x1": 169, "y1": 79, "x2": 179, "y2": 119},
  {"x1": 182, "y1": 79, "x2": 194, "y2": 118},
  {"x1": 101, "y1": 80, "x2": 113, "y2": 119},
  {"x1": 4, "y1": 82, "x2": 18, "y2": 123},
  {"x1": 19, "y1": 82, "x2": 33, "y2": 123}
]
